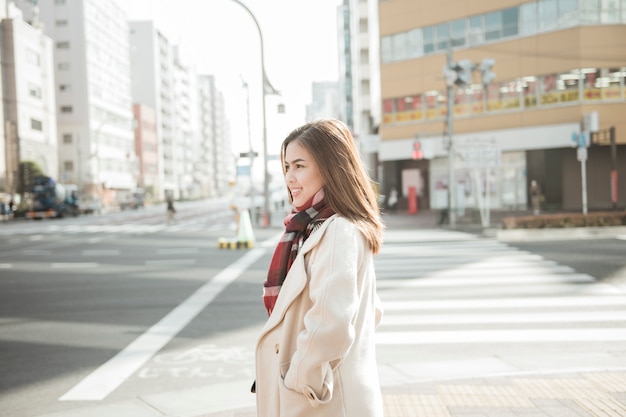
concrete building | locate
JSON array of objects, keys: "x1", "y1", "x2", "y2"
[
  {"x1": 132, "y1": 103, "x2": 157, "y2": 199},
  {"x1": 196, "y1": 75, "x2": 218, "y2": 198},
  {"x1": 306, "y1": 81, "x2": 340, "y2": 122},
  {"x1": 38, "y1": 0, "x2": 136, "y2": 208},
  {"x1": 1, "y1": 2, "x2": 57, "y2": 193},
  {"x1": 196, "y1": 75, "x2": 233, "y2": 197},
  {"x1": 171, "y1": 47, "x2": 195, "y2": 200},
  {"x1": 128, "y1": 20, "x2": 174, "y2": 200},
  {"x1": 378, "y1": 0, "x2": 626, "y2": 214},
  {"x1": 338, "y1": 0, "x2": 382, "y2": 182}
]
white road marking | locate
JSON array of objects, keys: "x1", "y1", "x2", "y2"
[
  {"x1": 0, "y1": 263, "x2": 13, "y2": 269},
  {"x1": 82, "y1": 250, "x2": 121, "y2": 256},
  {"x1": 145, "y1": 259, "x2": 197, "y2": 266},
  {"x1": 382, "y1": 296, "x2": 626, "y2": 311},
  {"x1": 59, "y1": 247, "x2": 266, "y2": 401},
  {"x1": 380, "y1": 311, "x2": 626, "y2": 326},
  {"x1": 376, "y1": 328, "x2": 626, "y2": 345},
  {"x1": 51, "y1": 262, "x2": 99, "y2": 268}
]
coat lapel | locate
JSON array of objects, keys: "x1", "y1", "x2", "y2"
[{"x1": 258, "y1": 215, "x2": 337, "y2": 337}]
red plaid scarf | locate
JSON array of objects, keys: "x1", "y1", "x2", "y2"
[{"x1": 263, "y1": 190, "x2": 335, "y2": 316}]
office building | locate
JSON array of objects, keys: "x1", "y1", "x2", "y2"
[
  {"x1": 0, "y1": 2, "x2": 57, "y2": 193},
  {"x1": 38, "y1": 0, "x2": 136, "y2": 207},
  {"x1": 378, "y1": 0, "x2": 625, "y2": 213}
]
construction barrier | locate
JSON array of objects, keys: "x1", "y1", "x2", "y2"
[{"x1": 218, "y1": 208, "x2": 255, "y2": 249}]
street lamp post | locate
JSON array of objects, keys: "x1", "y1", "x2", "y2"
[
  {"x1": 229, "y1": 0, "x2": 279, "y2": 227},
  {"x1": 240, "y1": 76, "x2": 255, "y2": 217}
]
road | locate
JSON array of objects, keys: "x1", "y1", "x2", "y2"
[{"x1": 0, "y1": 206, "x2": 625, "y2": 417}]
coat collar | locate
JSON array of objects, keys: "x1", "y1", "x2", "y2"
[{"x1": 259, "y1": 214, "x2": 338, "y2": 338}]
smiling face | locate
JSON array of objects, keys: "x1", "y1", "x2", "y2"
[{"x1": 284, "y1": 139, "x2": 325, "y2": 208}]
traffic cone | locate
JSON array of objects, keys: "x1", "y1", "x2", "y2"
[{"x1": 236, "y1": 208, "x2": 255, "y2": 248}]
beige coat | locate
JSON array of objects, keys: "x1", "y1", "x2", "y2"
[{"x1": 255, "y1": 215, "x2": 384, "y2": 417}]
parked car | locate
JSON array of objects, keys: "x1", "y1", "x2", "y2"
[{"x1": 80, "y1": 197, "x2": 102, "y2": 215}]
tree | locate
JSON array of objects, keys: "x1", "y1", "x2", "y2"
[{"x1": 17, "y1": 161, "x2": 44, "y2": 194}]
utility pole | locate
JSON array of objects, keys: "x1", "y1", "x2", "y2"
[
  {"x1": 443, "y1": 51, "x2": 494, "y2": 227},
  {"x1": 445, "y1": 50, "x2": 457, "y2": 227}
]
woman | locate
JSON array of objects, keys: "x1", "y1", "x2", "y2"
[{"x1": 254, "y1": 119, "x2": 385, "y2": 417}]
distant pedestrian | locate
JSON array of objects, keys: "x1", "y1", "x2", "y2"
[
  {"x1": 530, "y1": 180, "x2": 542, "y2": 215},
  {"x1": 254, "y1": 119, "x2": 384, "y2": 417},
  {"x1": 387, "y1": 187, "x2": 398, "y2": 212},
  {"x1": 166, "y1": 196, "x2": 176, "y2": 224}
]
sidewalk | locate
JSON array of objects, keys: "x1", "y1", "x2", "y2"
[{"x1": 193, "y1": 211, "x2": 626, "y2": 417}]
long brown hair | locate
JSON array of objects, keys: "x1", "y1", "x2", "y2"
[{"x1": 280, "y1": 119, "x2": 384, "y2": 254}]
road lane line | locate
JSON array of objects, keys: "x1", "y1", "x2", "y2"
[
  {"x1": 51, "y1": 262, "x2": 99, "y2": 268},
  {"x1": 59, "y1": 247, "x2": 266, "y2": 401},
  {"x1": 145, "y1": 259, "x2": 197, "y2": 266},
  {"x1": 82, "y1": 250, "x2": 121, "y2": 256}
]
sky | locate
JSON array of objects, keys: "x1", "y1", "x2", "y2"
[{"x1": 122, "y1": 0, "x2": 342, "y2": 160}]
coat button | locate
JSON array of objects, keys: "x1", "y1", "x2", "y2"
[{"x1": 274, "y1": 344, "x2": 279, "y2": 353}]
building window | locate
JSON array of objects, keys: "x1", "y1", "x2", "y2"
[
  {"x1": 600, "y1": 0, "x2": 620, "y2": 22},
  {"x1": 26, "y1": 48, "x2": 40, "y2": 66},
  {"x1": 392, "y1": 32, "x2": 408, "y2": 61},
  {"x1": 485, "y1": 11, "x2": 503, "y2": 40},
  {"x1": 61, "y1": 106, "x2": 73, "y2": 113},
  {"x1": 423, "y1": 26, "x2": 435, "y2": 54},
  {"x1": 56, "y1": 19, "x2": 68, "y2": 26},
  {"x1": 56, "y1": 41, "x2": 70, "y2": 49},
  {"x1": 63, "y1": 133, "x2": 72, "y2": 144},
  {"x1": 55, "y1": 0, "x2": 67, "y2": 5},
  {"x1": 59, "y1": 84, "x2": 71, "y2": 92},
  {"x1": 407, "y1": 28, "x2": 423, "y2": 58},
  {"x1": 58, "y1": 62, "x2": 70, "y2": 71},
  {"x1": 64, "y1": 161, "x2": 73, "y2": 171},
  {"x1": 520, "y1": 2, "x2": 538, "y2": 35},
  {"x1": 28, "y1": 83, "x2": 42, "y2": 98},
  {"x1": 31, "y1": 119, "x2": 43, "y2": 131},
  {"x1": 539, "y1": 0, "x2": 559, "y2": 31},
  {"x1": 502, "y1": 7, "x2": 519, "y2": 37},
  {"x1": 449, "y1": 19, "x2": 466, "y2": 48},
  {"x1": 559, "y1": 0, "x2": 580, "y2": 27},
  {"x1": 435, "y1": 22, "x2": 449, "y2": 51},
  {"x1": 581, "y1": 0, "x2": 601, "y2": 23},
  {"x1": 468, "y1": 15, "x2": 484, "y2": 45},
  {"x1": 381, "y1": 36, "x2": 393, "y2": 63}
]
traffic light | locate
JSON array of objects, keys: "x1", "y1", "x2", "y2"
[
  {"x1": 412, "y1": 141, "x2": 423, "y2": 160},
  {"x1": 481, "y1": 58, "x2": 496, "y2": 86},
  {"x1": 454, "y1": 60, "x2": 473, "y2": 86}
]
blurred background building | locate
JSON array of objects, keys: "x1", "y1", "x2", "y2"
[
  {"x1": 338, "y1": 0, "x2": 381, "y2": 183},
  {"x1": 378, "y1": 0, "x2": 625, "y2": 214},
  {"x1": 0, "y1": 0, "x2": 234, "y2": 209}
]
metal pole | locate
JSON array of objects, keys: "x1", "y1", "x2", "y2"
[
  {"x1": 581, "y1": 158, "x2": 588, "y2": 215},
  {"x1": 241, "y1": 78, "x2": 255, "y2": 217},
  {"x1": 446, "y1": 50, "x2": 456, "y2": 227},
  {"x1": 610, "y1": 126, "x2": 617, "y2": 209},
  {"x1": 229, "y1": 0, "x2": 271, "y2": 227}
]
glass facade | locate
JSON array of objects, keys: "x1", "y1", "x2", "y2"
[{"x1": 381, "y1": 0, "x2": 626, "y2": 64}]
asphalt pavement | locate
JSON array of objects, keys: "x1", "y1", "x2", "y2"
[{"x1": 32, "y1": 209, "x2": 626, "y2": 417}]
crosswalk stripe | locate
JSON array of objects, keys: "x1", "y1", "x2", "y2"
[
  {"x1": 376, "y1": 273, "x2": 594, "y2": 288},
  {"x1": 382, "y1": 296, "x2": 626, "y2": 310},
  {"x1": 380, "y1": 311, "x2": 626, "y2": 325},
  {"x1": 375, "y1": 328, "x2": 626, "y2": 345}
]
